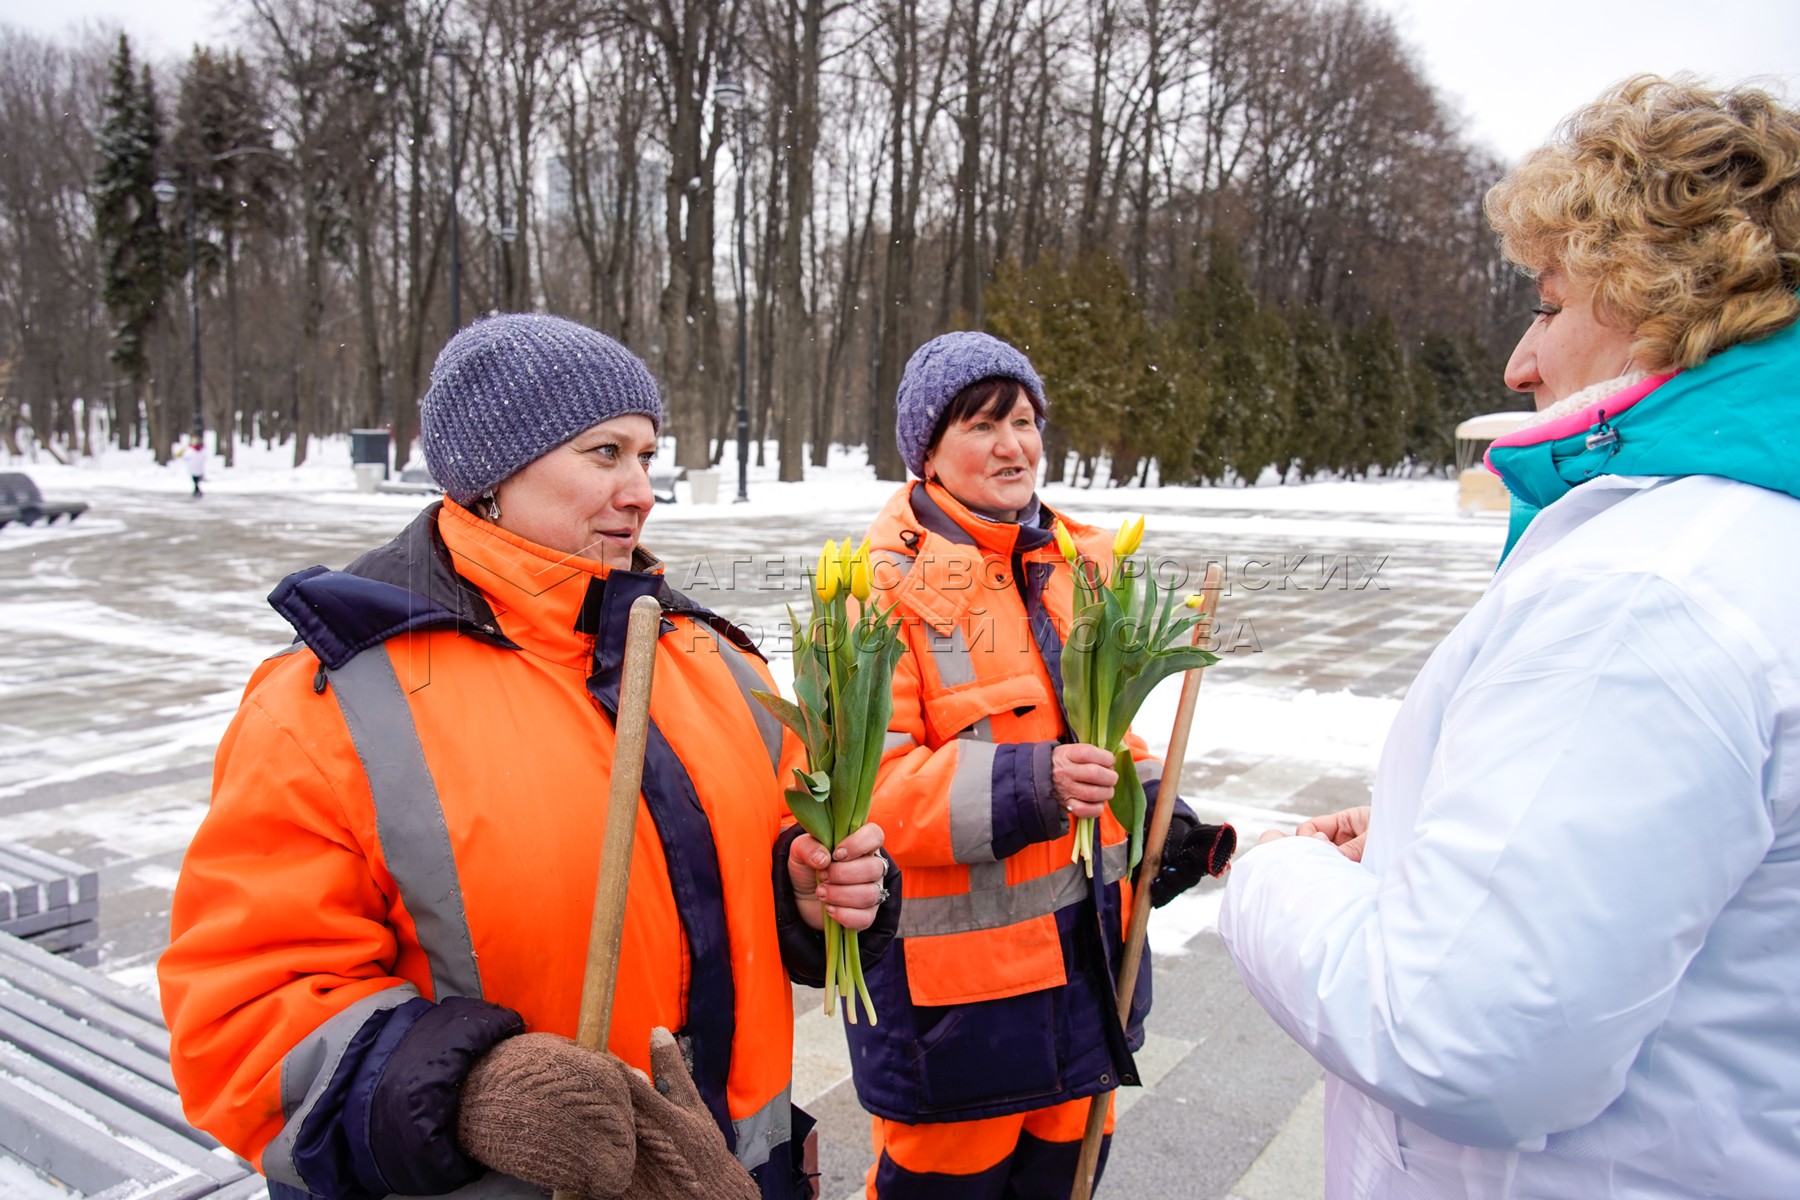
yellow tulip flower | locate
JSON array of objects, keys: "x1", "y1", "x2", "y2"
[
  {"x1": 850, "y1": 545, "x2": 872, "y2": 602},
  {"x1": 844, "y1": 537, "x2": 867, "y2": 593},
  {"x1": 1113, "y1": 514, "x2": 1145, "y2": 557},
  {"x1": 816, "y1": 539, "x2": 840, "y2": 602},
  {"x1": 1053, "y1": 520, "x2": 1080, "y2": 564}
]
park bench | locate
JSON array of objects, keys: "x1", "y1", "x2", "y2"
[
  {"x1": 0, "y1": 471, "x2": 88, "y2": 528},
  {"x1": 0, "y1": 841, "x2": 99, "y2": 966},
  {"x1": 376, "y1": 465, "x2": 446, "y2": 496},
  {"x1": 0, "y1": 929, "x2": 267, "y2": 1198}
]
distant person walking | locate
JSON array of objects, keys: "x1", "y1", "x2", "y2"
[{"x1": 179, "y1": 437, "x2": 206, "y2": 498}]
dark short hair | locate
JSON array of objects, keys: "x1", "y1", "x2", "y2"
[{"x1": 925, "y1": 377, "x2": 1046, "y2": 457}]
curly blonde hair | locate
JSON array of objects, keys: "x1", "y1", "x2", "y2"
[{"x1": 1485, "y1": 74, "x2": 1800, "y2": 370}]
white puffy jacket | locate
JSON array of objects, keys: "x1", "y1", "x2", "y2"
[{"x1": 1219, "y1": 473, "x2": 1800, "y2": 1199}]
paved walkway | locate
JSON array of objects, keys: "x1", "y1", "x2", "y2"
[{"x1": 0, "y1": 478, "x2": 1506, "y2": 1197}]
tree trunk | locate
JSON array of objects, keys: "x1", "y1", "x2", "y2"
[
  {"x1": 955, "y1": 0, "x2": 984, "y2": 325},
  {"x1": 870, "y1": 11, "x2": 913, "y2": 483},
  {"x1": 774, "y1": 0, "x2": 822, "y2": 481}
]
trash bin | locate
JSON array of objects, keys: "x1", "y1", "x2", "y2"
[
  {"x1": 687, "y1": 470, "x2": 720, "y2": 505},
  {"x1": 353, "y1": 463, "x2": 386, "y2": 493},
  {"x1": 350, "y1": 428, "x2": 391, "y2": 480}
]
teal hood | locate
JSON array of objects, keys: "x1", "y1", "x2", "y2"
[{"x1": 1489, "y1": 311, "x2": 1800, "y2": 563}]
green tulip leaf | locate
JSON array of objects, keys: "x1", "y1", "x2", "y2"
[
  {"x1": 784, "y1": 770, "x2": 834, "y2": 848},
  {"x1": 1109, "y1": 748, "x2": 1147, "y2": 870},
  {"x1": 752, "y1": 689, "x2": 807, "y2": 737}
]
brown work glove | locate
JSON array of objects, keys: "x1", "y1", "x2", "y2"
[
  {"x1": 456, "y1": 1032, "x2": 636, "y2": 1198},
  {"x1": 625, "y1": 1027, "x2": 759, "y2": 1200}
]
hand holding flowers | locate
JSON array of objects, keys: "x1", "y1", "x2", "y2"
[{"x1": 753, "y1": 538, "x2": 905, "y2": 1024}]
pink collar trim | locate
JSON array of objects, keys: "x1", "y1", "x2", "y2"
[{"x1": 1483, "y1": 372, "x2": 1676, "y2": 474}]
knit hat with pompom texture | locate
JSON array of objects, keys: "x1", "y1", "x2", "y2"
[
  {"x1": 421, "y1": 313, "x2": 663, "y2": 506},
  {"x1": 893, "y1": 331, "x2": 1046, "y2": 479}
]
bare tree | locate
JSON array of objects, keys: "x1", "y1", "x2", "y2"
[
  {"x1": 615, "y1": 0, "x2": 735, "y2": 470},
  {"x1": 867, "y1": 0, "x2": 954, "y2": 480}
]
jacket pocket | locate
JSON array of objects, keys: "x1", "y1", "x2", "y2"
[
  {"x1": 901, "y1": 915, "x2": 1064, "y2": 1007},
  {"x1": 1326, "y1": 1077, "x2": 1406, "y2": 1180},
  {"x1": 912, "y1": 987, "x2": 1062, "y2": 1113},
  {"x1": 924, "y1": 676, "x2": 1045, "y2": 745}
]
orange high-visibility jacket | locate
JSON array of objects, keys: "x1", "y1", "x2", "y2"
[
  {"x1": 159, "y1": 501, "x2": 858, "y2": 1200},
  {"x1": 843, "y1": 481, "x2": 1170, "y2": 1123}
]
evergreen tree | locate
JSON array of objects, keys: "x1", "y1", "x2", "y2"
[
  {"x1": 1290, "y1": 307, "x2": 1349, "y2": 479},
  {"x1": 986, "y1": 253, "x2": 1156, "y2": 486},
  {"x1": 1174, "y1": 235, "x2": 1296, "y2": 485},
  {"x1": 1343, "y1": 312, "x2": 1412, "y2": 476},
  {"x1": 173, "y1": 48, "x2": 284, "y2": 463},
  {"x1": 1411, "y1": 332, "x2": 1522, "y2": 473},
  {"x1": 1135, "y1": 319, "x2": 1209, "y2": 486},
  {"x1": 1409, "y1": 333, "x2": 1458, "y2": 472},
  {"x1": 94, "y1": 35, "x2": 173, "y2": 452}
]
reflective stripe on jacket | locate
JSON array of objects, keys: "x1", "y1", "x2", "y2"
[
  {"x1": 161, "y1": 501, "x2": 808, "y2": 1198},
  {"x1": 844, "y1": 481, "x2": 1163, "y2": 1123}
]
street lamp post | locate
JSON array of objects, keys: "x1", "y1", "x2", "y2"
[
  {"x1": 714, "y1": 63, "x2": 750, "y2": 503},
  {"x1": 153, "y1": 175, "x2": 203, "y2": 443},
  {"x1": 499, "y1": 223, "x2": 518, "y2": 312},
  {"x1": 497, "y1": 185, "x2": 518, "y2": 311},
  {"x1": 434, "y1": 42, "x2": 463, "y2": 332}
]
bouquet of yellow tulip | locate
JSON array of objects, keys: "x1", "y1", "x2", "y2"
[
  {"x1": 1057, "y1": 515, "x2": 1219, "y2": 876},
  {"x1": 752, "y1": 537, "x2": 906, "y2": 1023}
]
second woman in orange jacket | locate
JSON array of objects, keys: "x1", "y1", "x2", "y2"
[{"x1": 844, "y1": 332, "x2": 1235, "y2": 1198}]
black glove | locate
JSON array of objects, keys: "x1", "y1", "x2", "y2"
[{"x1": 1149, "y1": 813, "x2": 1236, "y2": 908}]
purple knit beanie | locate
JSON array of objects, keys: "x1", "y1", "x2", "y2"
[
  {"x1": 894, "y1": 331, "x2": 1047, "y2": 479},
  {"x1": 420, "y1": 313, "x2": 663, "y2": 506}
]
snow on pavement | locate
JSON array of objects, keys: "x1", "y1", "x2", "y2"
[{"x1": 1, "y1": 437, "x2": 1506, "y2": 982}]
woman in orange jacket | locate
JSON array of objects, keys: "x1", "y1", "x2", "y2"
[
  {"x1": 159, "y1": 314, "x2": 898, "y2": 1200},
  {"x1": 843, "y1": 332, "x2": 1234, "y2": 1198}
]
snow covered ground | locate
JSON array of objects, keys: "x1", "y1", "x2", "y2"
[
  {"x1": 0, "y1": 435, "x2": 1507, "y2": 996},
  {"x1": 0, "y1": 435, "x2": 1513, "y2": 1198}
]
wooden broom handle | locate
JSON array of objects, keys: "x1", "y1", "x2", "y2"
[
  {"x1": 574, "y1": 593, "x2": 662, "y2": 1049},
  {"x1": 1071, "y1": 562, "x2": 1225, "y2": 1200},
  {"x1": 552, "y1": 595, "x2": 662, "y2": 1200}
]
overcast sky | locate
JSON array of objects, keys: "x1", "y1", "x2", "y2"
[{"x1": 2, "y1": 0, "x2": 1796, "y2": 165}]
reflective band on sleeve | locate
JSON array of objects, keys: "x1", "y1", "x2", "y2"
[
  {"x1": 698, "y1": 625, "x2": 783, "y2": 777},
  {"x1": 927, "y1": 625, "x2": 977, "y2": 688},
  {"x1": 328, "y1": 648, "x2": 483, "y2": 1002},
  {"x1": 732, "y1": 1084, "x2": 793, "y2": 1173},
  {"x1": 898, "y1": 842, "x2": 1129, "y2": 938},
  {"x1": 947, "y1": 739, "x2": 1000, "y2": 863},
  {"x1": 264, "y1": 987, "x2": 418, "y2": 1189},
  {"x1": 884, "y1": 731, "x2": 916, "y2": 754}
]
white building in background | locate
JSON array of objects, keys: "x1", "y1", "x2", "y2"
[{"x1": 546, "y1": 151, "x2": 665, "y2": 230}]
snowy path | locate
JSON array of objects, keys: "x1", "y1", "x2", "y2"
[{"x1": 0, "y1": 449, "x2": 1506, "y2": 1197}]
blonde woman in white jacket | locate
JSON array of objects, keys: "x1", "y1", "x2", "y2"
[{"x1": 1220, "y1": 77, "x2": 1800, "y2": 1199}]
